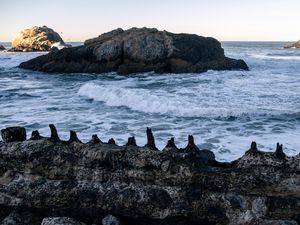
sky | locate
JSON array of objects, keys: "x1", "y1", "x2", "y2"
[{"x1": 0, "y1": 0, "x2": 299, "y2": 42}]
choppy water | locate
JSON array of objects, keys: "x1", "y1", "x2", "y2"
[{"x1": 0, "y1": 41, "x2": 300, "y2": 161}]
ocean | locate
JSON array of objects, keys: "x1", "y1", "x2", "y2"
[{"x1": 0, "y1": 41, "x2": 299, "y2": 161}]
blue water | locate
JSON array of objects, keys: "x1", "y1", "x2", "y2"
[{"x1": 0, "y1": 41, "x2": 299, "y2": 161}]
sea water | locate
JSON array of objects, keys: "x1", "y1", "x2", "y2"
[{"x1": 0, "y1": 42, "x2": 299, "y2": 161}]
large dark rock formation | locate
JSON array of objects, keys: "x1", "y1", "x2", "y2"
[
  {"x1": 19, "y1": 28, "x2": 248, "y2": 74},
  {"x1": 0, "y1": 125, "x2": 299, "y2": 225},
  {"x1": 284, "y1": 40, "x2": 300, "y2": 49},
  {"x1": 10, "y1": 26, "x2": 68, "y2": 52},
  {"x1": 0, "y1": 45, "x2": 5, "y2": 51}
]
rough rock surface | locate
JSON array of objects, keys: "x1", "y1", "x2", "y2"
[
  {"x1": 41, "y1": 217, "x2": 86, "y2": 225},
  {"x1": 0, "y1": 210, "x2": 42, "y2": 225},
  {"x1": 0, "y1": 45, "x2": 5, "y2": 51},
  {"x1": 284, "y1": 40, "x2": 300, "y2": 49},
  {"x1": 19, "y1": 27, "x2": 248, "y2": 74},
  {"x1": 0, "y1": 125, "x2": 299, "y2": 225},
  {"x1": 102, "y1": 215, "x2": 123, "y2": 225},
  {"x1": 10, "y1": 26, "x2": 66, "y2": 52}
]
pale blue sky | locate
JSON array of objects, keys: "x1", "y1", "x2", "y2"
[{"x1": 0, "y1": 0, "x2": 299, "y2": 42}]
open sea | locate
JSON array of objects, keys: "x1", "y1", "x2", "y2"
[{"x1": 0, "y1": 41, "x2": 299, "y2": 161}]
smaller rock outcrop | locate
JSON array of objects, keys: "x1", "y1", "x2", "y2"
[
  {"x1": 11, "y1": 26, "x2": 67, "y2": 52},
  {"x1": 0, "y1": 45, "x2": 5, "y2": 50},
  {"x1": 284, "y1": 40, "x2": 300, "y2": 49}
]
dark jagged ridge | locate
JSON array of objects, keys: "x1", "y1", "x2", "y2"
[
  {"x1": 19, "y1": 27, "x2": 248, "y2": 74},
  {"x1": 0, "y1": 125, "x2": 299, "y2": 225}
]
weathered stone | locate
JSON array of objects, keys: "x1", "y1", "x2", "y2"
[
  {"x1": 10, "y1": 26, "x2": 67, "y2": 52},
  {"x1": 1, "y1": 126, "x2": 26, "y2": 143},
  {"x1": 19, "y1": 27, "x2": 249, "y2": 74},
  {"x1": 0, "y1": 210, "x2": 42, "y2": 225},
  {"x1": 0, "y1": 125, "x2": 299, "y2": 225},
  {"x1": 41, "y1": 217, "x2": 86, "y2": 225},
  {"x1": 102, "y1": 215, "x2": 122, "y2": 225}
]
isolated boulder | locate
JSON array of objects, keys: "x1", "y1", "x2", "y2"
[
  {"x1": 11, "y1": 26, "x2": 66, "y2": 52},
  {"x1": 284, "y1": 40, "x2": 300, "y2": 49},
  {"x1": 19, "y1": 27, "x2": 248, "y2": 74},
  {"x1": 0, "y1": 45, "x2": 5, "y2": 50}
]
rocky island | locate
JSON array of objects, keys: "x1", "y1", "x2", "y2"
[
  {"x1": 10, "y1": 26, "x2": 68, "y2": 52},
  {"x1": 19, "y1": 27, "x2": 248, "y2": 74},
  {"x1": 284, "y1": 40, "x2": 300, "y2": 49},
  {"x1": 0, "y1": 125, "x2": 299, "y2": 225}
]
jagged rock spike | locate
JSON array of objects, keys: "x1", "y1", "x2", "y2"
[
  {"x1": 108, "y1": 138, "x2": 116, "y2": 145},
  {"x1": 275, "y1": 143, "x2": 286, "y2": 159},
  {"x1": 184, "y1": 135, "x2": 199, "y2": 152},
  {"x1": 90, "y1": 134, "x2": 101, "y2": 144},
  {"x1": 126, "y1": 136, "x2": 137, "y2": 146},
  {"x1": 165, "y1": 137, "x2": 178, "y2": 149},
  {"x1": 30, "y1": 130, "x2": 42, "y2": 140},
  {"x1": 145, "y1": 127, "x2": 158, "y2": 150},
  {"x1": 68, "y1": 130, "x2": 81, "y2": 143},
  {"x1": 246, "y1": 141, "x2": 258, "y2": 154},
  {"x1": 49, "y1": 124, "x2": 60, "y2": 141}
]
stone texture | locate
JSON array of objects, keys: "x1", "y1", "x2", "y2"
[
  {"x1": 0, "y1": 125, "x2": 299, "y2": 225},
  {"x1": 41, "y1": 217, "x2": 86, "y2": 225},
  {"x1": 19, "y1": 27, "x2": 248, "y2": 74},
  {"x1": 0, "y1": 210, "x2": 42, "y2": 225},
  {"x1": 102, "y1": 215, "x2": 122, "y2": 225},
  {"x1": 11, "y1": 26, "x2": 66, "y2": 52},
  {"x1": 0, "y1": 45, "x2": 5, "y2": 51},
  {"x1": 284, "y1": 40, "x2": 300, "y2": 49}
]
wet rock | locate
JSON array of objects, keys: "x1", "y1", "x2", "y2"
[
  {"x1": 102, "y1": 215, "x2": 122, "y2": 225},
  {"x1": 0, "y1": 45, "x2": 5, "y2": 50},
  {"x1": 19, "y1": 27, "x2": 249, "y2": 74},
  {"x1": 10, "y1": 26, "x2": 66, "y2": 52},
  {"x1": 1, "y1": 126, "x2": 26, "y2": 143},
  {"x1": 0, "y1": 210, "x2": 42, "y2": 225},
  {"x1": 41, "y1": 217, "x2": 86, "y2": 225}
]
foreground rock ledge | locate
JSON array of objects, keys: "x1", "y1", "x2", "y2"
[
  {"x1": 19, "y1": 27, "x2": 248, "y2": 74},
  {"x1": 0, "y1": 126, "x2": 299, "y2": 225}
]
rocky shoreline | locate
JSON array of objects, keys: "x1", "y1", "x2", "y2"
[
  {"x1": 19, "y1": 27, "x2": 249, "y2": 74},
  {"x1": 0, "y1": 125, "x2": 299, "y2": 225}
]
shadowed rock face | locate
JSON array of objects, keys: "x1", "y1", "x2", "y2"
[
  {"x1": 19, "y1": 27, "x2": 249, "y2": 74},
  {"x1": 0, "y1": 45, "x2": 5, "y2": 51},
  {"x1": 0, "y1": 125, "x2": 299, "y2": 225},
  {"x1": 10, "y1": 26, "x2": 65, "y2": 52},
  {"x1": 284, "y1": 40, "x2": 300, "y2": 49}
]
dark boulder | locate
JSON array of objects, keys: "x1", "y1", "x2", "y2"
[
  {"x1": 0, "y1": 45, "x2": 5, "y2": 51},
  {"x1": 1, "y1": 126, "x2": 26, "y2": 143},
  {"x1": 19, "y1": 27, "x2": 248, "y2": 74}
]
